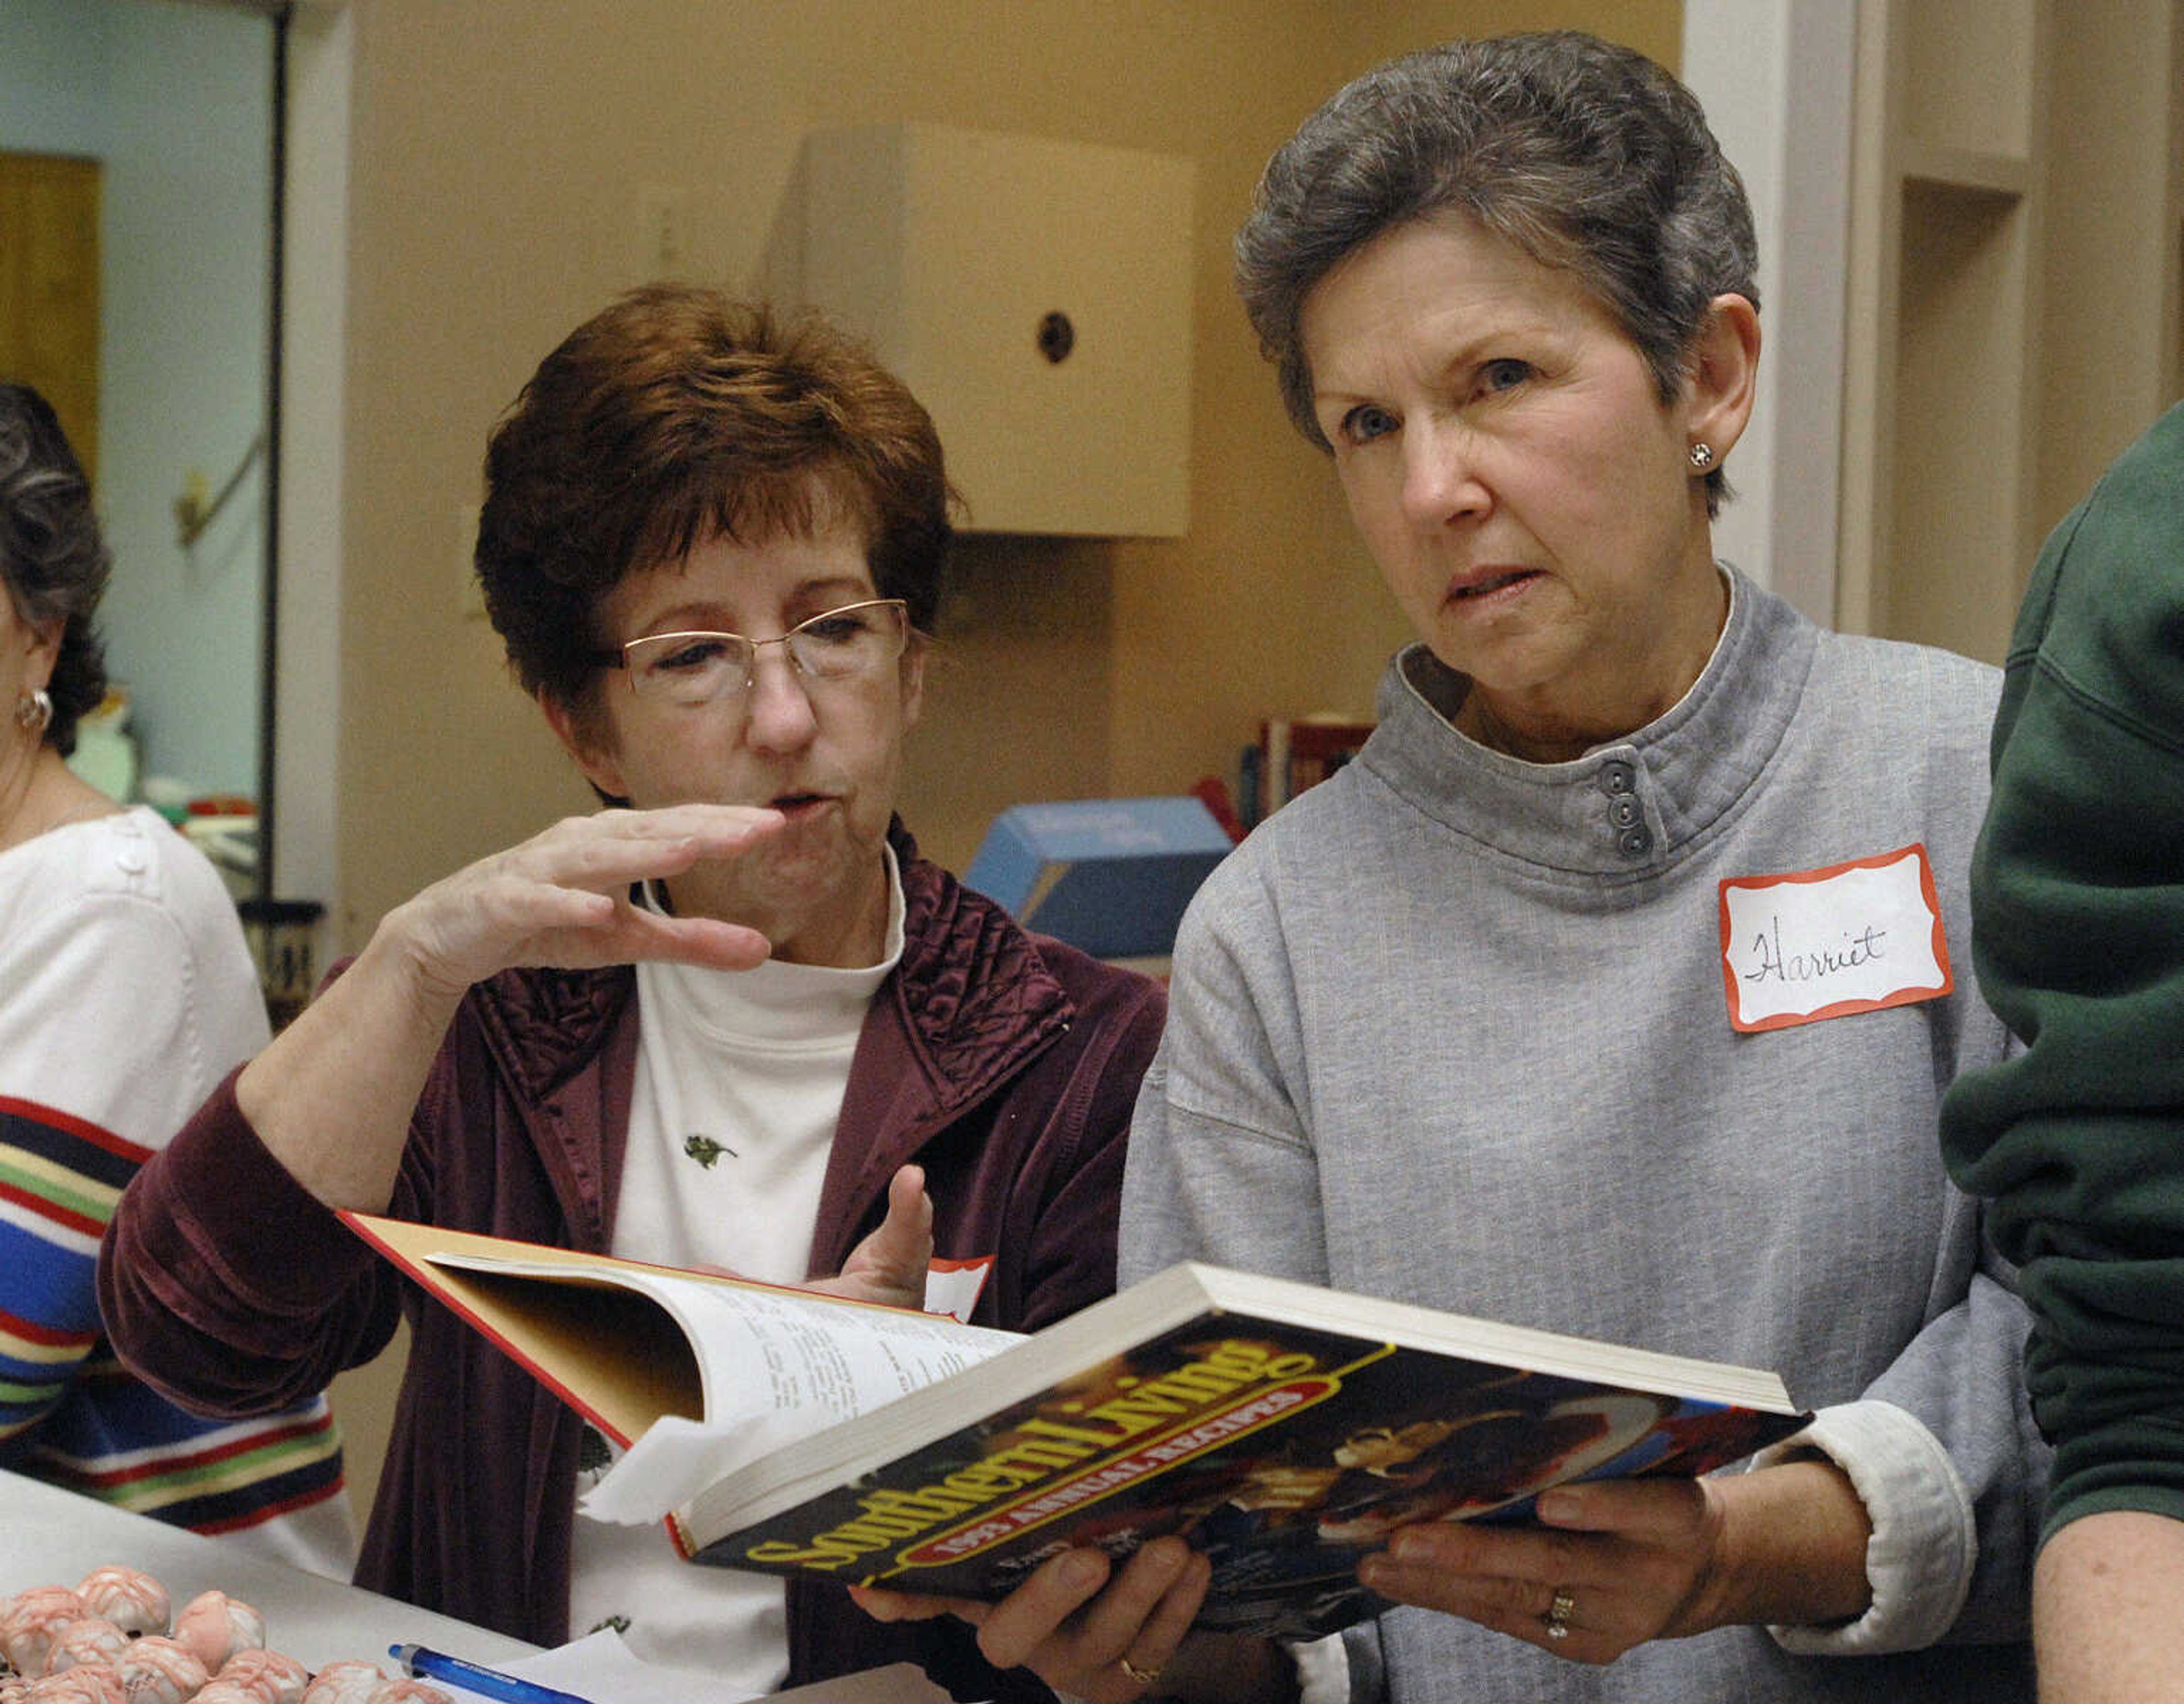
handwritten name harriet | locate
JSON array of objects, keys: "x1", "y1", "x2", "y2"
[{"x1": 1744, "y1": 917, "x2": 1887, "y2": 985}]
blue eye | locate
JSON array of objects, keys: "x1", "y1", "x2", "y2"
[
  {"x1": 1479, "y1": 359, "x2": 1532, "y2": 395},
  {"x1": 1342, "y1": 404, "x2": 1399, "y2": 444}
]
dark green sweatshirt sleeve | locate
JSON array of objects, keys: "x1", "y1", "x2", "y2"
[{"x1": 1939, "y1": 400, "x2": 2184, "y2": 1541}]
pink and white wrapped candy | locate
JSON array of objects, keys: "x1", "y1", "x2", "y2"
[
  {"x1": 0, "y1": 1588, "x2": 88, "y2": 1677},
  {"x1": 39, "y1": 1622, "x2": 127, "y2": 1677},
  {"x1": 215, "y1": 1649, "x2": 309, "y2": 1704},
  {"x1": 298, "y1": 1661, "x2": 387, "y2": 1704},
  {"x1": 70, "y1": 1570, "x2": 167, "y2": 1639},
  {"x1": 23, "y1": 1667, "x2": 124, "y2": 1703},
  {"x1": 369, "y1": 1683, "x2": 453, "y2": 1703},
  {"x1": 196, "y1": 1685, "x2": 271, "y2": 1704},
  {"x1": 171, "y1": 1592, "x2": 267, "y2": 1673},
  {"x1": 110, "y1": 1635, "x2": 208, "y2": 1704}
]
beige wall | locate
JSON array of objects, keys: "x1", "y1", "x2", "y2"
[
  {"x1": 2034, "y1": 0, "x2": 2184, "y2": 544},
  {"x1": 325, "y1": 0, "x2": 1679, "y2": 1536},
  {"x1": 332, "y1": 0, "x2": 1680, "y2": 938}
]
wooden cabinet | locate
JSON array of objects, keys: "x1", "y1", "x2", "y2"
[
  {"x1": 793, "y1": 122, "x2": 1195, "y2": 539},
  {"x1": 0, "y1": 151, "x2": 101, "y2": 485}
]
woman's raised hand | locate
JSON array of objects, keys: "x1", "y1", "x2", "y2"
[
  {"x1": 386, "y1": 805, "x2": 783, "y2": 1002},
  {"x1": 231, "y1": 804, "x2": 784, "y2": 1214}
]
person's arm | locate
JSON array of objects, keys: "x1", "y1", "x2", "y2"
[
  {"x1": 238, "y1": 805, "x2": 779, "y2": 1211},
  {"x1": 97, "y1": 805, "x2": 783, "y2": 1416},
  {"x1": 1941, "y1": 407, "x2": 2184, "y2": 1592},
  {"x1": 2034, "y1": 1511, "x2": 2184, "y2": 1704}
]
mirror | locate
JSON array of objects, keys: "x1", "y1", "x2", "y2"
[{"x1": 0, "y1": 0, "x2": 279, "y2": 899}]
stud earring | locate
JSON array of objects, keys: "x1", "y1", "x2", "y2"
[
  {"x1": 15, "y1": 688, "x2": 52, "y2": 735},
  {"x1": 1688, "y1": 442, "x2": 1715, "y2": 471}
]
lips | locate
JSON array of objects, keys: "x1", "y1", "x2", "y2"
[
  {"x1": 1449, "y1": 567, "x2": 1541, "y2": 601},
  {"x1": 769, "y1": 791, "x2": 834, "y2": 818}
]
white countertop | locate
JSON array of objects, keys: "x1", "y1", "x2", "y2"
[
  {"x1": 0, "y1": 1470, "x2": 966, "y2": 1701},
  {"x1": 0, "y1": 1467, "x2": 536, "y2": 1676}
]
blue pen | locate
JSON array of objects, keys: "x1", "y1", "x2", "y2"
[{"x1": 390, "y1": 1643, "x2": 595, "y2": 1704}]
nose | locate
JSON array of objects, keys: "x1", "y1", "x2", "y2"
[
  {"x1": 739, "y1": 642, "x2": 818, "y2": 753},
  {"x1": 1400, "y1": 419, "x2": 1491, "y2": 530}
]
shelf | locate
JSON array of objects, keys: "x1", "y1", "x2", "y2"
[{"x1": 1897, "y1": 140, "x2": 2032, "y2": 200}]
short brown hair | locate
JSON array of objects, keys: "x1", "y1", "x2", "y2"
[{"x1": 476, "y1": 286, "x2": 954, "y2": 726}]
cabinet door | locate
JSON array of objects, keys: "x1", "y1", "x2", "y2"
[
  {"x1": 804, "y1": 123, "x2": 1195, "y2": 539},
  {"x1": 0, "y1": 150, "x2": 102, "y2": 485}
]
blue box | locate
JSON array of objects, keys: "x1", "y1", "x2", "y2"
[{"x1": 965, "y1": 797, "x2": 1234, "y2": 959}]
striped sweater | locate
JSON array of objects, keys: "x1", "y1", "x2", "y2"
[{"x1": 0, "y1": 806, "x2": 354, "y2": 1576}]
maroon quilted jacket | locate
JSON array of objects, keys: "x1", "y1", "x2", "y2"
[{"x1": 100, "y1": 826, "x2": 1166, "y2": 1701}]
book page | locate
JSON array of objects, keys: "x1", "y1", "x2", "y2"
[
  {"x1": 424, "y1": 1248, "x2": 1017, "y2": 1425},
  {"x1": 417, "y1": 1251, "x2": 1020, "y2": 1528},
  {"x1": 619, "y1": 1272, "x2": 1016, "y2": 1425}
]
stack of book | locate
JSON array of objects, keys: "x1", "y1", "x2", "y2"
[{"x1": 1245, "y1": 715, "x2": 1376, "y2": 829}]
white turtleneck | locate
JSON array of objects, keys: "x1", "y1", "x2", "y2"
[{"x1": 568, "y1": 847, "x2": 905, "y2": 1691}]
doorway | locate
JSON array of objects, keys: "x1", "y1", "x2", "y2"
[{"x1": 0, "y1": 0, "x2": 278, "y2": 850}]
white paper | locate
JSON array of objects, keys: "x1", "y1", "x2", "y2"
[
  {"x1": 1720, "y1": 847, "x2": 1947, "y2": 1027},
  {"x1": 423, "y1": 1255, "x2": 1021, "y2": 1524},
  {"x1": 424, "y1": 1250, "x2": 1017, "y2": 1434},
  {"x1": 471, "y1": 1628, "x2": 967, "y2": 1702}
]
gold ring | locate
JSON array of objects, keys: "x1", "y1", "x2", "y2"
[
  {"x1": 1119, "y1": 1655, "x2": 1164, "y2": 1685},
  {"x1": 1544, "y1": 1585, "x2": 1578, "y2": 1641}
]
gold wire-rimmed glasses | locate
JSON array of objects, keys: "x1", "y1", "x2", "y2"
[{"x1": 590, "y1": 598, "x2": 911, "y2": 706}]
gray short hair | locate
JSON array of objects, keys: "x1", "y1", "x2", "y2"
[{"x1": 1236, "y1": 32, "x2": 1757, "y2": 504}]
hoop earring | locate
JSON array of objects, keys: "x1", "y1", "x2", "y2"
[
  {"x1": 1688, "y1": 442, "x2": 1715, "y2": 471},
  {"x1": 15, "y1": 688, "x2": 53, "y2": 735}
]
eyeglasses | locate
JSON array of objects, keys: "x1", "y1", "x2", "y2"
[{"x1": 591, "y1": 598, "x2": 911, "y2": 706}]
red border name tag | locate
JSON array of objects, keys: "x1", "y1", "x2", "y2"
[
  {"x1": 923, "y1": 1254, "x2": 994, "y2": 1324},
  {"x1": 1718, "y1": 843, "x2": 1953, "y2": 1033}
]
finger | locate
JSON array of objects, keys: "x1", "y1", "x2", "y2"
[
  {"x1": 1356, "y1": 1522, "x2": 1589, "y2": 1622},
  {"x1": 860, "y1": 1165, "x2": 934, "y2": 1281},
  {"x1": 1535, "y1": 1477, "x2": 1706, "y2": 1541},
  {"x1": 1376, "y1": 1512, "x2": 1591, "y2": 1583},
  {"x1": 522, "y1": 806, "x2": 782, "y2": 894},
  {"x1": 599, "y1": 905, "x2": 773, "y2": 971},
  {"x1": 809, "y1": 1168, "x2": 933, "y2": 1305},
  {"x1": 1116, "y1": 1548, "x2": 1211, "y2": 1679},
  {"x1": 1058, "y1": 1538, "x2": 1197, "y2": 1667},
  {"x1": 971, "y1": 1548, "x2": 1113, "y2": 1672},
  {"x1": 608, "y1": 801, "x2": 788, "y2": 842},
  {"x1": 847, "y1": 1583, "x2": 988, "y2": 1626}
]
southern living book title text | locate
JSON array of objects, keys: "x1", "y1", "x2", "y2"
[{"x1": 735, "y1": 1335, "x2": 1356, "y2": 1574}]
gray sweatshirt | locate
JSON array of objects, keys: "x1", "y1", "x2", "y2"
[{"x1": 1122, "y1": 571, "x2": 2044, "y2": 1702}]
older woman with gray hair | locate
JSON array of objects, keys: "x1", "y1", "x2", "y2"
[
  {"x1": 0, "y1": 380, "x2": 355, "y2": 1571},
  {"x1": 855, "y1": 32, "x2": 2044, "y2": 1703}
]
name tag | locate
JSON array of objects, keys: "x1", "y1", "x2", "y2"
[
  {"x1": 923, "y1": 1254, "x2": 994, "y2": 1324},
  {"x1": 1718, "y1": 844, "x2": 1953, "y2": 1032}
]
